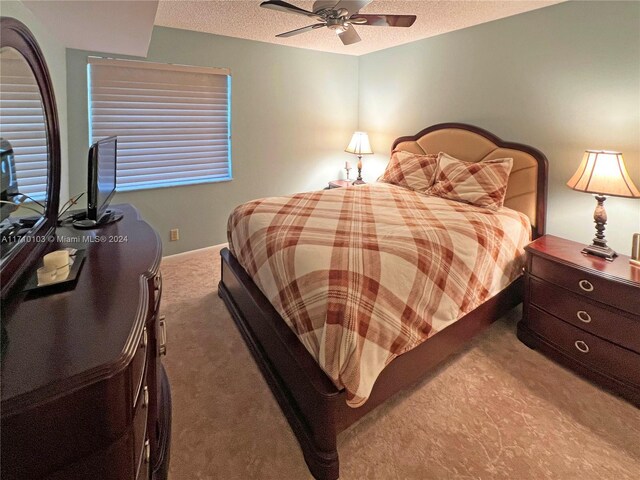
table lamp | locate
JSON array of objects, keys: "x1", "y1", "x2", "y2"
[
  {"x1": 566, "y1": 150, "x2": 640, "y2": 260},
  {"x1": 345, "y1": 132, "x2": 373, "y2": 185}
]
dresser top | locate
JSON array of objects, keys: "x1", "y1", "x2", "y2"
[
  {"x1": 1, "y1": 204, "x2": 161, "y2": 411},
  {"x1": 526, "y1": 235, "x2": 640, "y2": 286}
]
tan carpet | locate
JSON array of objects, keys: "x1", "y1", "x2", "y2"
[{"x1": 161, "y1": 246, "x2": 640, "y2": 480}]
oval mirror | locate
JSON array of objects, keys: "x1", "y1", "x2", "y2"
[
  {"x1": 0, "y1": 46, "x2": 48, "y2": 259},
  {"x1": 0, "y1": 18, "x2": 60, "y2": 299}
]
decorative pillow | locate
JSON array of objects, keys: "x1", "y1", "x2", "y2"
[
  {"x1": 379, "y1": 150, "x2": 439, "y2": 192},
  {"x1": 427, "y1": 152, "x2": 513, "y2": 210}
]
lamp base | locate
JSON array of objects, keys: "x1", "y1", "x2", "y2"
[
  {"x1": 581, "y1": 194, "x2": 616, "y2": 261},
  {"x1": 352, "y1": 163, "x2": 364, "y2": 185},
  {"x1": 581, "y1": 243, "x2": 617, "y2": 261}
]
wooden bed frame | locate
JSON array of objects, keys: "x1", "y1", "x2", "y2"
[{"x1": 218, "y1": 123, "x2": 548, "y2": 480}]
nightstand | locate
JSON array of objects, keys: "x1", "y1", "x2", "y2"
[
  {"x1": 518, "y1": 235, "x2": 640, "y2": 405},
  {"x1": 327, "y1": 180, "x2": 355, "y2": 189}
]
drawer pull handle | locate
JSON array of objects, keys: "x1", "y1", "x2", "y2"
[
  {"x1": 574, "y1": 340, "x2": 589, "y2": 353},
  {"x1": 159, "y1": 317, "x2": 167, "y2": 356},
  {"x1": 578, "y1": 280, "x2": 594, "y2": 292},
  {"x1": 576, "y1": 310, "x2": 591, "y2": 323},
  {"x1": 141, "y1": 327, "x2": 147, "y2": 349},
  {"x1": 143, "y1": 385, "x2": 149, "y2": 408},
  {"x1": 144, "y1": 439, "x2": 150, "y2": 464}
]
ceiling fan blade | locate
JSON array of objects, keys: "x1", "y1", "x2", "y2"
[
  {"x1": 312, "y1": 1, "x2": 339, "y2": 13},
  {"x1": 260, "y1": 1, "x2": 323, "y2": 20},
  {"x1": 276, "y1": 23, "x2": 326, "y2": 38},
  {"x1": 349, "y1": 14, "x2": 417, "y2": 27},
  {"x1": 333, "y1": 0, "x2": 371, "y2": 16},
  {"x1": 338, "y1": 24, "x2": 361, "y2": 45}
]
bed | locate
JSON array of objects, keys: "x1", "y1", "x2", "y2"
[{"x1": 218, "y1": 123, "x2": 548, "y2": 479}]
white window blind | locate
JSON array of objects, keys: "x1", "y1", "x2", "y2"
[
  {"x1": 88, "y1": 57, "x2": 231, "y2": 191},
  {"x1": 0, "y1": 50, "x2": 48, "y2": 201}
]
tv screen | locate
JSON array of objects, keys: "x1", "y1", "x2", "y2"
[{"x1": 87, "y1": 136, "x2": 117, "y2": 222}]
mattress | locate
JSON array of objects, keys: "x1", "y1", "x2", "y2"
[{"x1": 228, "y1": 182, "x2": 530, "y2": 407}]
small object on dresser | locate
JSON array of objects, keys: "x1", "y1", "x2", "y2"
[
  {"x1": 24, "y1": 249, "x2": 86, "y2": 293},
  {"x1": 631, "y1": 233, "x2": 640, "y2": 268},
  {"x1": 345, "y1": 161, "x2": 352, "y2": 181},
  {"x1": 43, "y1": 249, "x2": 69, "y2": 269},
  {"x1": 40, "y1": 249, "x2": 71, "y2": 285},
  {"x1": 36, "y1": 266, "x2": 58, "y2": 285}
]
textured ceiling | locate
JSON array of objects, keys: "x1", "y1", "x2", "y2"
[
  {"x1": 155, "y1": 0, "x2": 562, "y2": 56},
  {"x1": 24, "y1": 1, "x2": 158, "y2": 57}
]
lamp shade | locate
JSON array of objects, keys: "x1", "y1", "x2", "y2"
[
  {"x1": 345, "y1": 132, "x2": 373, "y2": 155},
  {"x1": 567, "y1": 150, "x2": 640, "y2": 198}
]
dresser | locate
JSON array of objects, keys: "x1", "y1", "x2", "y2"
[
  {"x1": 1, "y1": 204, "x2": 171, "y2": 479},
  {"x1": 518, "y1": 235, "x2": 640, "y2": 405}
]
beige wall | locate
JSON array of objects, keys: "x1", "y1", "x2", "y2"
[
  {"x1": 358, "y1": 1, "x2": 640, "y2": 255},
  {"x1": 66, "y1": 27, "x2": 359, "y2": 255},
  {"x1": 1, "y1": 0, "x2": 69, "y2": 200}
]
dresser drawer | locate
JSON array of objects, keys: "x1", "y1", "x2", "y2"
[
  {"x1": 527, "y1": 306, "x2": 640, "y2": 387},
  {"x1": 149, "y1": 272, "x2": 162, "y2": 318},
  {"x1": 44, "y1": 430, "x2": 135, "y2": 480},
  {"x1": 133, "y1": 381, "x2": 149, "y2": 476},
  {"x1": 529, "y1": 277, "x2": 640, "y2": 353},
  {"x1": 530, "y1": 255, "x2": 640, "y2": 315},
  {"x1": 132, "y1": 327, "x2": 148, "y2": 407},
  {"x1": 136, "y1": 447, "x2": 149, "y2": 480}
]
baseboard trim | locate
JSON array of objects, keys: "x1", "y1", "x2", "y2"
[{"x1": 161, "y1": 243, "x2": 227, "y2": 264}]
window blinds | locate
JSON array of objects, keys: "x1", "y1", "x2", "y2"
[
  {"x1": 88, "y1": 57, "x2": 231, "y2": 191},
  {"x1": 0, "y1": 51, "x2": 48, "y2": 201}
]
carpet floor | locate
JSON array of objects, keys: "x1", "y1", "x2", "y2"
[{"x1": 161, "y1": 246, "x2": 639, "y2": 480}]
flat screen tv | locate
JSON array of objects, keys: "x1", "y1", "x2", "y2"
[
  {"x1": 73, "y1": 136, "x2": 122, "y2": 229},
  {"x1": 87, "y1": 136, "x2": 117, "y2": 223}
]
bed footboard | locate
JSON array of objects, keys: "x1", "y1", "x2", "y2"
[
  {"x1": 218, "y1": 247, "x2": 341, "y2": 480},
  {"x1": 218, "y1": 247, "x2": 524, "y2": 480}
]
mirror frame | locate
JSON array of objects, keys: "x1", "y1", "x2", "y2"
[{"x1": 0, "y1": 17, "x2": 61, "y2": 300}]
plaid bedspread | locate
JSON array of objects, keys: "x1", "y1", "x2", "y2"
[{"x1": 228, "y1": 183, "x2": 530, "y2": 407}]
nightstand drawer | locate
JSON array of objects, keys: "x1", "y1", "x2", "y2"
[
  {"x1": 529, "y1": 277, "x2": 640, "y2": 353},
  {"x1": 530, "y1": 255, "x2": 640, "y2": 315},
  {"x1": 527, "y1": 306, "x2": 640, "y2": 387}
]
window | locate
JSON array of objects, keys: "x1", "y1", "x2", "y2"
[
  {"x1": 0, "y1": 49, "x2": 48, "y2": 201},
  {"x1": 87, "y1": 57, "x2": 231, "y2": 191}
]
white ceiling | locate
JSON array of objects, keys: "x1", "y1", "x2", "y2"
[
  {"x1": 23, "y1": 1, "x2": 158, "y2": 57},
  {"x1": 155, "y1": 0, "x2": 562, "y2": 56}
]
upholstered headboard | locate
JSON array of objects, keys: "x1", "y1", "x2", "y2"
[{"x1": 393, "y1": 123, "x2": 548, "y2": 238}]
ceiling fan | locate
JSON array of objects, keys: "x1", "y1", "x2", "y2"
[{"x1": 260, "y1": 0, "x2": 417, "y2": 46}]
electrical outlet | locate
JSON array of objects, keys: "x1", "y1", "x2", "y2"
[{"x1": 170, "y1": 228, "x2": 180, "y2": 241}]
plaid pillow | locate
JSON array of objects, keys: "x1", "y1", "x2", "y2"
[
  {"x1": 428, "y1": 152, "x2": 513, "y2": 210},
  {"x1": 379, "y1": 150, "x2": 438, "y2": 192}
]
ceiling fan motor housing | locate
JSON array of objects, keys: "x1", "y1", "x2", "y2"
[{"x1": 326, "y1": 17, "x2": 349, "y2": 32}]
